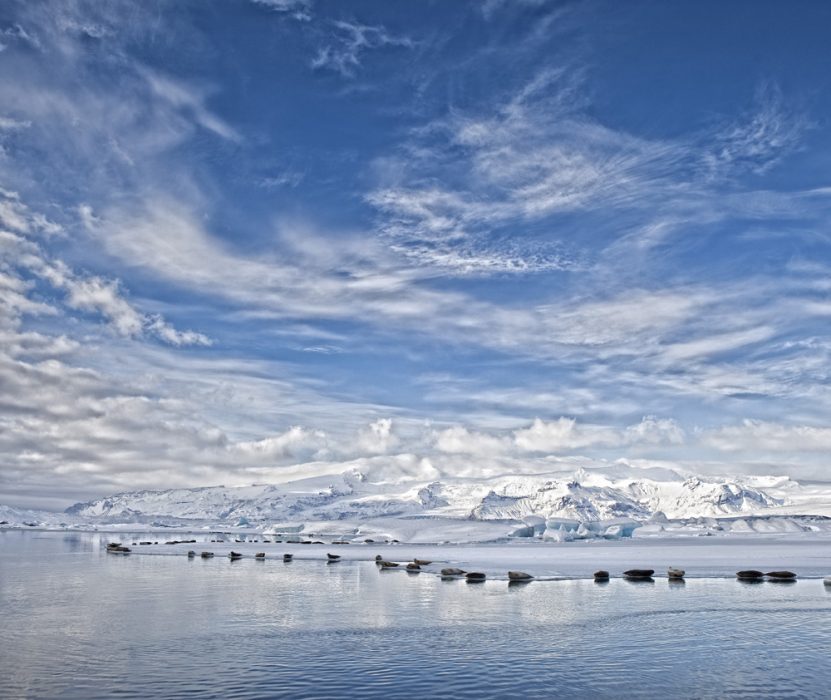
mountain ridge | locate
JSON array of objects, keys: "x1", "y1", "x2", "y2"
[
  {"x1": 59, "y1": 464, "x2": 820, "y2": 524},
  {"x1": 5, "y1": 463, "x2": 830, "y2": 541}
]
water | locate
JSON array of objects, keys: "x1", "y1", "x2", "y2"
[{"x1": 1, "y1": 531, "x2": 830, "y2": 699}]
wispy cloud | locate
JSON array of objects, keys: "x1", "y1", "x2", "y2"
[
  {"x1": 256, "y1": 171, "x2": 305, "y2": 189},
  {"x1": 368, "y1": 67, "x2": 684, "y2": 273},
  {"x1": 0, "y1": 188, "x2": 61, "y2": 235},
  {"x1": 74, "y1": 188, "x2": 831, "y2": 427},
  {"x1": 0, "y1": 22, "x2": 41, "y2": 51},
  {"x1": 1, "y1": 193, "x2": 210, "y2": 346},
  {"x1": 480, "y1": 0, "x2": 551, "y2": 20},
  {"x1": 2, "y1": 0, "x2": 831, "y2": 507},
  {"x1": 370, "y1": 66, "x2": 815, "y2": 274},
  {"x1": 81, "y1": 194, "x2": 741, "y2": 364},
  {"x1": 311, "y1": 20, "x2": 414, "y2": 77},
  {"x1": 140, "y1": 68, "x2": 240, "y2": 143},
  {"x1": 702, "y1": 83, "x2": 810, "y2": 178},
  {"x1": 0, "y1": 116, "x2": 31, "y2": 131},
  {"x1": 700, "y1": 420, "x2": 831, "y2": 453},
  {"x1": 250, "y1": 0, "x2": 313, "y2": 22}
]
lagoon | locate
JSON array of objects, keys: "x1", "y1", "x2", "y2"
[{"x1": 1, "y1": 530, "x2": 830, "y2": 699}]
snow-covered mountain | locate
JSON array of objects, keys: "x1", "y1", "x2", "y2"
[
  {"x1": 4, "y1": 463, "x2": 829, "y2": 541},
  {"x1": 57, "y1": 464, "x2": 823, "y2": 525}
]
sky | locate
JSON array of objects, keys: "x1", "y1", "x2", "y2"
[{"x1": 2, "y1": 0, "x2": 831, "y2": 509}]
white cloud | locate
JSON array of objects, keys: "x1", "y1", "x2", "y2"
[
  {"x1": 62, "y1": 278, "x2": 211, "y2": 345},
  {"x1": 143, "y1": 315, "x2": 212, "y2": 347},
  {"x1": 65, "y1": 276, "x2": 145, "y2": 336},
  {"x1": 369, "y1": 68, "x2": 815, "y2": 278},
  {"x1": 0, "y1": 23, "x2": 40, "y2": 50},
  {"x1": 513, "y1": 417, "x2": 616, "y2": 452},
  {"x1": 433, "y1": 425, "x2": 511, "y2": 456},
  {"x1": 256, "y1": 171, "x2": 305, "y2": 189},
  {"x1": 701, "y1": 420, "x2": 831, "y2": 453},
  {"x1": 703, "y1": 83, "x2": 809, "y2": 177},
  {"x1": 0, "y1": 265, "x2": 57, "y2": 322},
  {"x1": 250, "y1": 0, "x2": 312, "y2": 21},
  {"x1": 0, "y1": 190, "x2": 62, "y2": 237},
  {"x1": 540, "y1": 290, "x2": 707, "y2": 347},
  {"x1": 661, "y1": 326, "x2": 775, "y2": 362},
  {"x1": 79, "y1": 196, "x2": 490, "y2": 337},
  {"x1": 357, "y1": 418, "x2": 400, "y2": 455},
  {"x1": 389, "y1": 240, "x2": 576, "y2": 275},
  {"x1": 140, "y1": 69, "x2": 240, "y2": 142},
  {"x1": 1, "y1": 2, "x2": 831, "y2": 508},
  {"x1": 0, "y1": 116, "x2": 31, "y2": 130},
  {"x1": 233, "y1": 426, "x2": 328, "y2": 460},
  {"x1": 431, "y1": 416, "x2": 685, "y2": 457},
  {"x1": 367, "y1": 67, "x2": 691, "y2": 274},
  {"x1": 1, "y1": 198, "x2": 210, "y2": 347},
  {"x1": 623, "y1": 416, "x2": 685, "y2": 446},
  {"x1": 513, "y1": 416, "x2": 685, "y2": 453},
  {"x1": 0, "y1": 200, "x2": 30, "y2": 233},
  {"x1": 311, "y1": 21, "x2": 414, "y2": 77},
  {"x1": 85, "y1": 196, "x2": 792, "y2": 370}
]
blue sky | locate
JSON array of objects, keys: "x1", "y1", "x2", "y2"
[{"x1": 2, "y1": 0, "x2": 831, "y2": 508}]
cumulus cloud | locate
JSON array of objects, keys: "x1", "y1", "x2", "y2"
[
  {"x1": 431, "y1": 416, "x2": 685, "y2": 457},
  {"x1": 233, "y1": 426, "x2": 328, "y2": 460},
  {"x1": 513, "y1": 417, "x2": 618, "y2": 452},
  {"x1": 433, "y1": 425, "x2": 511, "y2": 456},
  {"x1": 0, "y1": 332, "x2": 374, "y2": 506},
  {"x1": 356, "y1": 418, "x2": 400, "y2": 455},
  {"x1": 623, "y1": 416, "x2": 686, "y2": 446},
  {"x1": 513, "y1": 416, "x2": 685, "y2": 453}
]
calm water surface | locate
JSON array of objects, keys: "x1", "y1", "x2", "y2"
[{"x1": 1, "y1": 531, "x2": 830, "y2": 699}]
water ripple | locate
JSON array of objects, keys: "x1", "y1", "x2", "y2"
[{"x1": 1, "y1": 533, "x2": 830, "y2": 699}]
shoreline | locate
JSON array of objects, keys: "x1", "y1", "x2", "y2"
[{"x1": 10, "y1": 530, "x2": 829, "y2": 580}]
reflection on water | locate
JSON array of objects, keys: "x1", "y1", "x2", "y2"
[
  {"x1": 1, "y1": 531, "x2": 830, "y2": 699},
  {"x1": 61, "y1": 533, "x2": 88, "y2": 553}
]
